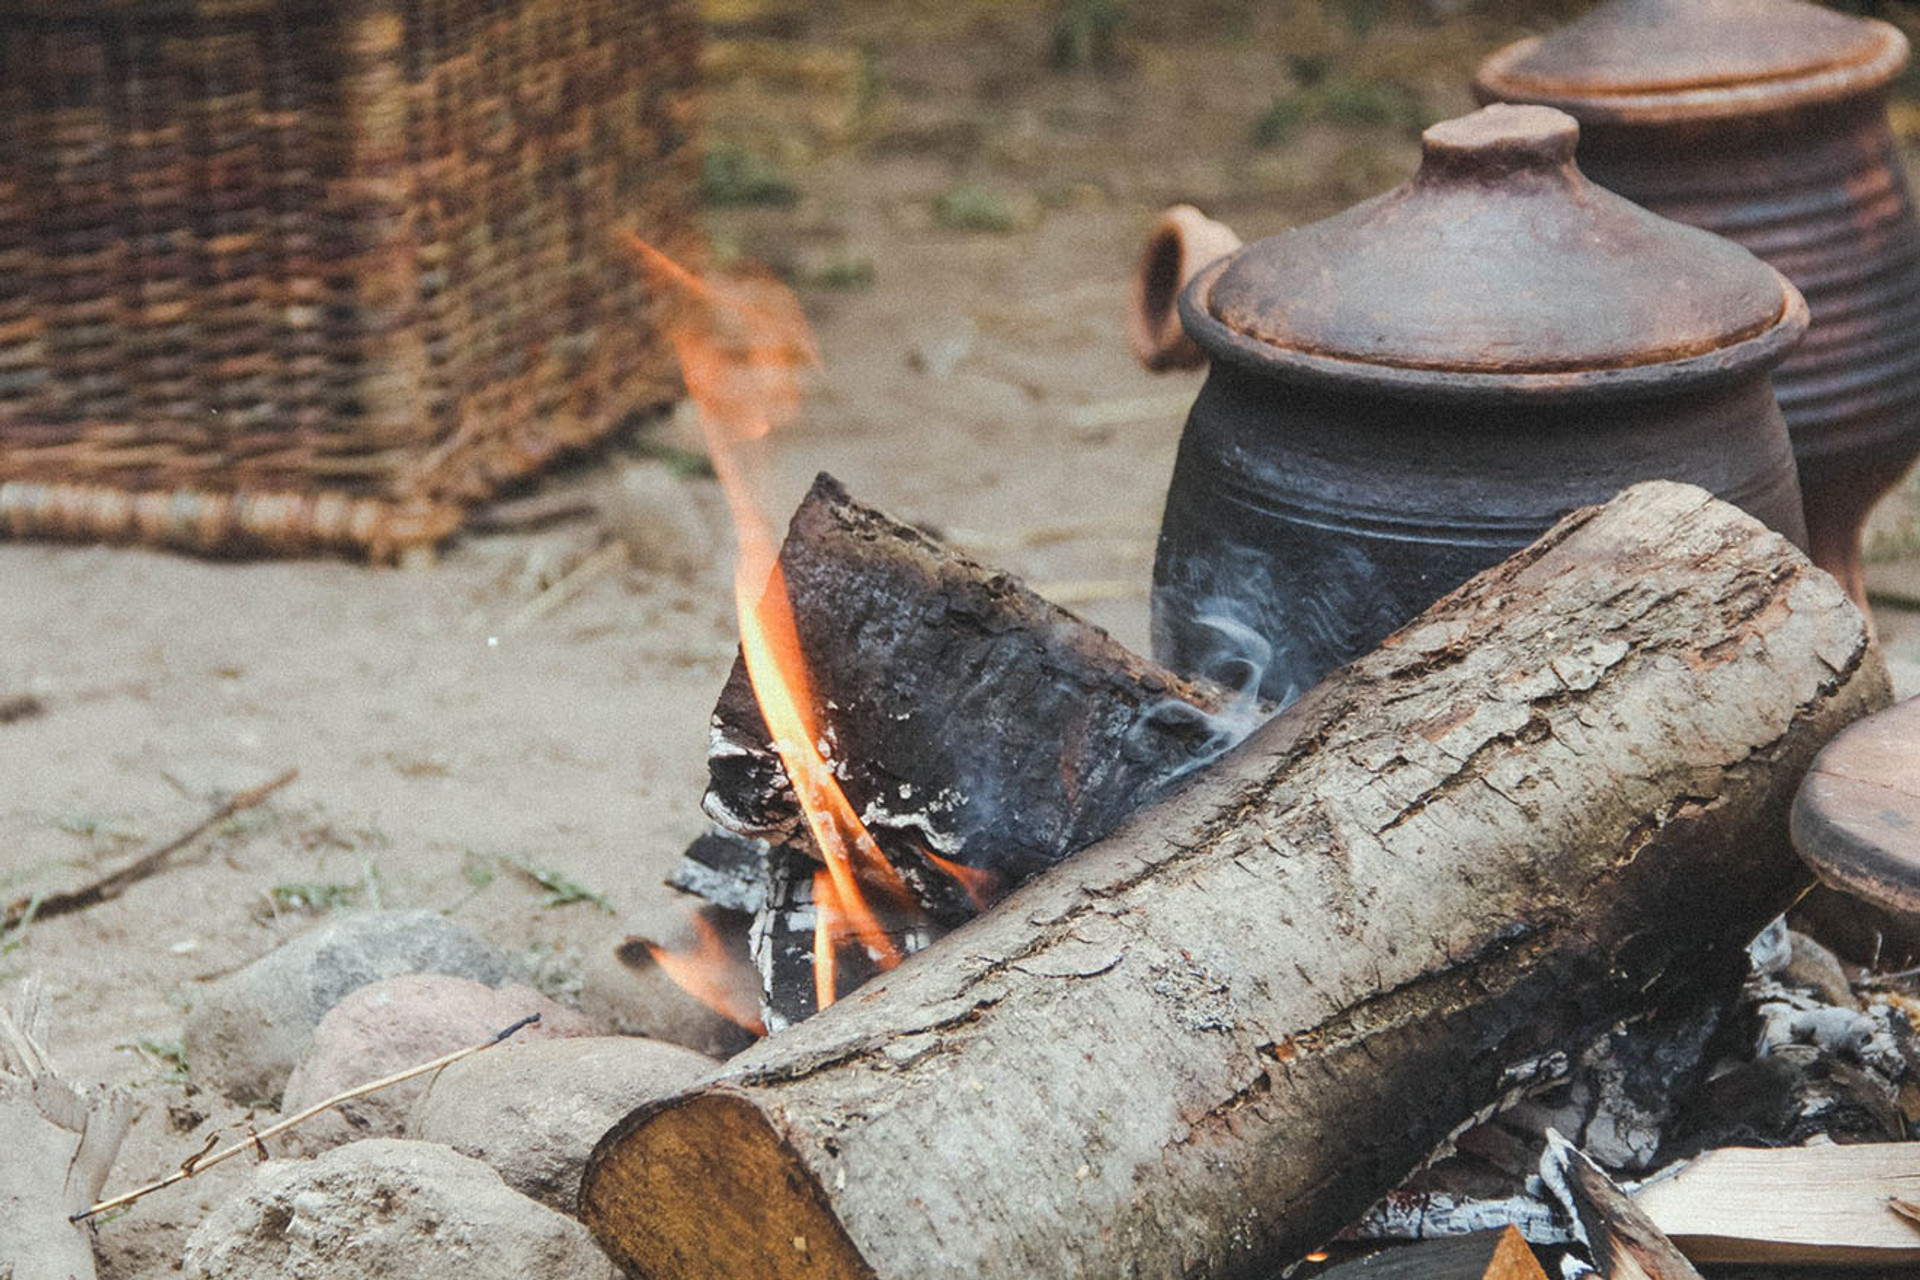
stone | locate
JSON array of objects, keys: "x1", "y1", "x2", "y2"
[
  {"x1": 184, "y1": 910, "x2": 512, "y2": 1105},
  {"x1": 278, "y1": 974, "x2": 599, "y2": 1156},
  {"x1": 182, "y1": 1138, "x2": 618, "y2": 1280},
  {"x1": 1782, "y1": 928, "x2": 1859, "y2": 1010},
  {"x1": 410, "y1": 1035, "x2": 716, "y2": 1212}
]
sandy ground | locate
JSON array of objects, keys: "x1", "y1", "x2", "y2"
[{"x1": 4, "y1": 3, "x2": 1920, "y2": 1275}]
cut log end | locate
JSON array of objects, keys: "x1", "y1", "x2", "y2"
[{"x1": 582, "y1": 1091, "x2": 871, "y2": 1280}]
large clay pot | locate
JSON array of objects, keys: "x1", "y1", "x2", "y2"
[
  {"x1": 1476, "y1": 0, "x2": 1920, "y2": 609},
  {"x1": 1152, "y1": 104, "x2": 1808, "y2": 702}
]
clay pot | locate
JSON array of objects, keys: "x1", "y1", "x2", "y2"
[
  {"x1": 1153, "y1": 104, "x2": 1808, "y2": 702},
  {"x1": 1476, "y1": 0, "x2": 1920, "y2": 609}
]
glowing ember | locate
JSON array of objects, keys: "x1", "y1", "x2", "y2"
[
  {"x1": 623, "y1": 234, "x2": 980, "y2": 1016},
  {"x1": 643, "y1": 914, "x2": 765, "y2": 1036}
]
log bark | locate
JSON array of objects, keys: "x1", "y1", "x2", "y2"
[
  {"x1": 704, "y1": 473, "x2": 1247, "y2": 919},
  {"x1": 584, "y1": 482, "x2": 1889, "y2": 1280}
]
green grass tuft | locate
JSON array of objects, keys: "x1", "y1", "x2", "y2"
[
  {"x1": 702, "y1": 143, "x2": 801, "y2": 209},
  {"x1": 1049, "y1": 0, "x2": 1127, "y2": 70},
  {"x1": 934, "y1": 184, "x2": 1019, "y2": 234},
  {"x1": 506, "y1": 856, "x2": 615, "y2": 914}
]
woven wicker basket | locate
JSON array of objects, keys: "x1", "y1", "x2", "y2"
[{"x1": 0, "y1": 0, "x2": 699, "y2": 559}]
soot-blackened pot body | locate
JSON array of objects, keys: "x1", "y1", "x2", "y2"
[
  {"x1": 1151, "y1": 104, "x2": 1809, "y2": 702},
  {"x1": 1476, "y1": 0, "x2": 1920, "y2": 609},
  {"x1": 1154, "y1": 328, "x2": 1805, "y2": 700}
]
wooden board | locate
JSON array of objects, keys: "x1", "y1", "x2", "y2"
[{"x1": 1632, "y1": 1142, "x2": 1920, "y2": 1266}]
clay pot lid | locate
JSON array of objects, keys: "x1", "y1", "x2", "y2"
[
  {"x1": 1475, "y1": 0, "x2": 1908, "y2": 124},
  {"x1": 1792, "y1": 696, "x2": 1920, "y2": 917},
  {"x1": 1189, "y1": 104, "x2": 1804, "y2": 396}
]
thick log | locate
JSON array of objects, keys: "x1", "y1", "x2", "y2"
[
  {"x1": 584, "y1": 483, "x2": 1888, "y2": 1280},
  {"x1": 704, "y1": 473, "x2": 1248, "y2": 920}
]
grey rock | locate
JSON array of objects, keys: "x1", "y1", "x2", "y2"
[
  {"x1": 410, "y1": 1035, "x2": 716, "y2": 1212},
  {"x1": 184, "y1": 910, "x2": 511, "y2": 1104},
  {"x1": 1783, "y1": 928, "x2": 1859, "y2": 1010},
  {"x1": 279, "y1": 973, "x2": 600, "y2": 1156},
  {"x1": 182, "y1": 1138, "x2": 618, "y2": 1280}
]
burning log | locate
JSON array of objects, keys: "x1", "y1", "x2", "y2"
[
  {"x1": 704, "y1": 472, "x2": 1249, "y2": 917},
  {"x1": 582, "y1": 482, "x2": 1889, "y2": 1280},
  {"x1": 678, "y1": 472, "x2": 1254, "y2": 1026}
]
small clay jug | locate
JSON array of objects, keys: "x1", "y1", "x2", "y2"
[
  {"x1": 1153, "y1": 103, "x2": 1808, "y2": 702},
  {"x1": 1476, "y1": 0, "x2": 1920, "y2": 609}
]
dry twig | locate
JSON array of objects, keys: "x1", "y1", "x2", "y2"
[
  {"x1": 72, "y1": 1012, "x2": 541, "y2": 1221},
  {"x1": 1, "y1": 769, "x2": 298, "y2": 934},
  {"x1": 496, "y1": 540, "x2": 629, "y2": 636}
]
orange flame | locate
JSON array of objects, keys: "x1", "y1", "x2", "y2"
[
  {"x1": 811, "y1": 869, "x2": 838, "y2": 1014},
  {"x1": 642, "y1": 916, "x2": 766, "y2": 1036},
  {"x1": 921, "y1": 848, "x2": 1000, "y2": 914},
  {"x1": 624, "y1": 233, "x2": 924, "y2": 1013}
]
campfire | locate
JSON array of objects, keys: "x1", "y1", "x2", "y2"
[
  {"x1": 7, "y1": 6, "x2": 1920, "y2": 1280},
  {"x1": 627, "y1": 237, "x2": 1256, "y2": 1026},
  {"x1": 579, "y1": 244, "x2": 1906, "y2": 1280}
]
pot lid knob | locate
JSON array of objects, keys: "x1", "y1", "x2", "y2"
[{"x1": 1417, "y1": 103, "x2": 1578, "y2": 182}]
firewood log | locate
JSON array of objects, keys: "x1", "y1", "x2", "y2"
[
  {"x1": 584, "y1": 482, "x2": 1889, "y2": 1280},
  {"x1": 1541, "y1": 1134, "x2": 1702, "y2": 1280},
  {"x1": 704, "y1": 473, "x2": 1247, "y2": 921},
  {"x1": 1629, "y1": 1142, "x2": 1920, "y2": 1266}
]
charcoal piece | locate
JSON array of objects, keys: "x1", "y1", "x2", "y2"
[{"x1": 666, "y1": 829, "x2": 770, "y2": 915}]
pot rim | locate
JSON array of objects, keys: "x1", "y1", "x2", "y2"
[
  {"x1": 1473, "y1": 21, "x2": 1907, "y2": 126},
  {"x1": 1179, "y1": 256, "x2": 1810, "y2": 405}
]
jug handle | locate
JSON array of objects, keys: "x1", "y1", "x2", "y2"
[{"x1": 1128, "y1": 205, "x2": 1241, "y2": 372}]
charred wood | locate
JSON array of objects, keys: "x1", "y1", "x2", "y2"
[
  {"x1": 584, "y1": 483, "x2": 1889, "y2": 1280},
  {"x1": 1540, "y1": 1134, "x2": 1702, "y2": 1280},
  {"x1": 1314, "y1": 1228, "x2": 1547, "y2": 1280},
  {"x1": 702, "y1": 473, "x2": 1249, "y2": 922}
]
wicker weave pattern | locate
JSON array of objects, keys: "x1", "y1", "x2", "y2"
[{"x1": 0, "y1": 0, "x2": 698, "y2": 558}]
